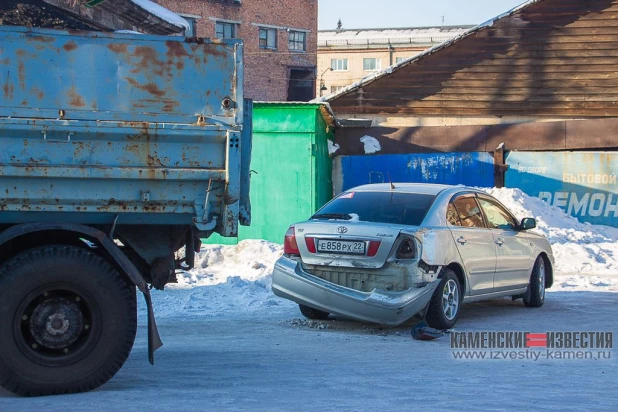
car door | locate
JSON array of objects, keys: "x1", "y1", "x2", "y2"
[
  {"x1": 477, "y1": 196, "x2": 533, "y2": 292},
  {"x1": 447, "y1": 195, "x2": 497, "y2": 296}
]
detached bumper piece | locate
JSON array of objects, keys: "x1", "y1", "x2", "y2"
[{"x1": 272, "y1": 256, "x2": 440, "y2": 326}]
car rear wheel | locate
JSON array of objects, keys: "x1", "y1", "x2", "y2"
[
  {"x1": 426, "y1": 268, "x2": 461, "y2": 330},
  {"x1": 523, "y1": 256, "x2": 546, "y2": 308},
  {"x1": 299, "y1": 304, "x2": 330, "y2": 320}
]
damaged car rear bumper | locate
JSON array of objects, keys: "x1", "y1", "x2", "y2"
[{"x1": 272, "y1": 256, "x2": 440, "y2": 326}]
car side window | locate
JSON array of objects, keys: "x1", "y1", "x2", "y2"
[
  {"x1": 477, "y1": 198, "x2": 518, "y2": 230},
  {"x1": 446, "y1": 203, "x2": 461, "y2": 226},
  {"x1": 452, "y1": 197, "x2": 486, "y2": 228}
]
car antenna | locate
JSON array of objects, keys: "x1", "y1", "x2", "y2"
[{"x1": 387, "y1": 173, "x2": 396, "y2": 190}]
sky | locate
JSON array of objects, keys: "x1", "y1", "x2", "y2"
[{"x1": 318, "y1": 0, "x2": 527, "y2": 30}]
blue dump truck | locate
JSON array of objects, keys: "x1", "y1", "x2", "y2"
[{"x1": 0, "y1": 25, "x2": 252, "y2": 396}]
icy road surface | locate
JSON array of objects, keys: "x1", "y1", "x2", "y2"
[{"x1": 1, "y1": 290, "x2": 617, "y2": 411}]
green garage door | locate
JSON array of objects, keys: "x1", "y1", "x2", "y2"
[{"x1": 207, "y1": 102, "x2": 335, "y2": 244}]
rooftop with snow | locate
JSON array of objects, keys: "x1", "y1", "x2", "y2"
[{"x1": 318, "y1": 25, "x2": 473, "y2": 46}]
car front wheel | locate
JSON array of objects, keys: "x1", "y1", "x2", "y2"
[
  {"x1": 523, "y1": 256, "x2": 546, "y2": 308},
  {"x1": 426, "y1": 268, "x2": 461, "y2": 330}
]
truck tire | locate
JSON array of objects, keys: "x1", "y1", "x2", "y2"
[{"x1": 0, "y1": 245, "x2": 137, "y2": 396}]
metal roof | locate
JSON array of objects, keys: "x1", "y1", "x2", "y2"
[
  {"x1": 319, "y1": 0, "x2": 545, "y2": 103},
  {"x1": 253, "y1": 101, "x2": 338, "y2": 129},
  {"x1": 318, "y1": 25, "x2": 473, "y2": 47}
]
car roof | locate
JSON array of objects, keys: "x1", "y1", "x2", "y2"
[{"x1": 349, "y1": 183, "x2": 479, "y2": 196}]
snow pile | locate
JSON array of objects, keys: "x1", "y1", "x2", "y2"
[
  {"x1": 148, "y1": 240, "x2": 292, "y2": 319},
  {"x1": 328, "y1": 139, "x2": 340, "y2": 155},
  {"x1": 486, "y1": 188, "x2": 618, "y2": 291},
  {"x1": 360, "y1": 135, "x2": 381, "y2": 154},
  {"x1": 131, "y1": 0, "x2": 189, "y2": 31}
]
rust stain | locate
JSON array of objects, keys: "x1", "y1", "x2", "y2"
[
  {"x1": 31, "y1": 87, "x2": 44, "y2": 99},
  {"x1": 124, "y1": 143, "x2": 141, "y2": 155},
  {"x1": 161, "y1": 99, "x2": 179, "y2": 112},
  {"x1": 166, "y1": 41, "x2": 189, "y2": 58},
  {"x1": 3, "y1": 76, "x2": 14, "y2": 100},
  {"x1": 68, "y1": 86, "x2": 86, "y2": 107},
  {"x1": 28, "y1": 36, "x2": 54, "y2": 43},
  {"x1": 131, "y1": 98, "x2": 179, "y2": 113},
  {"x1": 18, "y1": 61, "x2": 25, "y2": 90},
  {"x1": 63, "y1": 41, "x2": 78, "y2": 52},
  {"x1": 165, "y1": 41, "x2": 188, "y2": 70},
  {"x1": 131, "y1": 46, "x2": 165, "y2": 76},
  {"x1": 125, "y1": 77, "x2": 166, "y2": 97},
  {"x1": 108, "y1": 44, "x2": 128, "y2": 54}
]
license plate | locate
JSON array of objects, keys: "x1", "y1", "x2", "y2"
[{"x1": 316, "y1": 239, "x2": 366, "y2": 255}]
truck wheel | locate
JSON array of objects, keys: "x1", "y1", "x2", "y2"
[{"x1": 0, "y1": 245, "x2": 137, "y2": 396}]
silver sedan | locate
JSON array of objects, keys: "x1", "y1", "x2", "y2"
[{"x1": 272, "y1": 183, "x2": 554, "y2": 329}]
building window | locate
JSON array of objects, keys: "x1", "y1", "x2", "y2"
[
  {"x1": 216, "y1": 21, "x2": 236, "y2": 39},
  {"x1": 363, "y1": 58, "x2": 381, "y2": 71},
  {"x1": 182, "y1": 16, "x2": 197, "y2": 37},
  {"x1": 395, "y1": 56, "x2": 409, "y2": 64},
  {"x1": 259, "y1": 27, "x2": 277, "y2": 49},
  {"x1": 331, "y1": 85, "x2": 344, "y2": 93},
  {"x1": 288, "y1": 31, "x2": 306, "y2": 52},
  {"x1": 330, "y1": 58, "x2": 348, "y2": 71},
  {"x1": 179, "y1": 14, "x2": 200, "y2": 37}
]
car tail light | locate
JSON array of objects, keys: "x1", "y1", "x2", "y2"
[
  {"x1": 396, "y1": 238, "x2": 416, "y2": 259},
  {"x1": 367, "y1": 240, "x2": 381, "y2": 257},
  {"x1": 284, "y1": 226, "x2": 300, "y2": 255},
  {"x1": 305, "y1": 237, "x2": 316, "y2": 253}
]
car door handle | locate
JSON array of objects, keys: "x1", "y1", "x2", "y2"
[
  {"x1": 457, "y1": 236, "x2": 467, "y2": 245},
  {"x1": 495, "y1": 238, "x2": 504, "y2": 246}
]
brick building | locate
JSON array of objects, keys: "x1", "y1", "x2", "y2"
[{"x1": 155, "y1": 0, "x2": 318, "y2": 101}]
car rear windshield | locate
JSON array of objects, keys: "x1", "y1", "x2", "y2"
[{"x1": 312, "y1": 191, "x2": 436, "y2": 226}]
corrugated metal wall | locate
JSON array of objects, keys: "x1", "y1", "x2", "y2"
[
  {"x1": 333, "y1": 152, "x2": 495, "y2": 194},
  {"x1": 506, "y1": 151, "x2": 618, "y2": 227}
]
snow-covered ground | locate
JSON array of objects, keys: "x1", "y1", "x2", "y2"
[{"x1": 1, "y1": 189, "x2": 616, "y2": 410}]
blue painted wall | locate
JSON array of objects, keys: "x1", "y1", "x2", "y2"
[
  {"x1": 506, "y1": 151, "x2": 618, "y2": 227},
  {"x1": 336, "y1": 152, "x2": 495, "y2": 193}
]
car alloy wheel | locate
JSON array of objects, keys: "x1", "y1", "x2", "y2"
[{"x1": 442, "y1": 279, "x2": 459, "y2": 321}]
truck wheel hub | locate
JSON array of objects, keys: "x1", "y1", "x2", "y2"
[{"x1": 28, "y1": 295, "x2": 84, "y2": 350}]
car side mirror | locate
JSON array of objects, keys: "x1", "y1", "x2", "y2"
[{"x1": 520, "y1": 218, "x2": 536, "y2": 230}]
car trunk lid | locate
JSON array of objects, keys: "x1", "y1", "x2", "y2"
[{"x1": 294, "y1": 220, "x2": 416, "y2": 268}]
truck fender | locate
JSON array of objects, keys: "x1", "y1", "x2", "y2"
[{"x1": 0, "y1": 222, "x2": 163, "y2": 364}]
